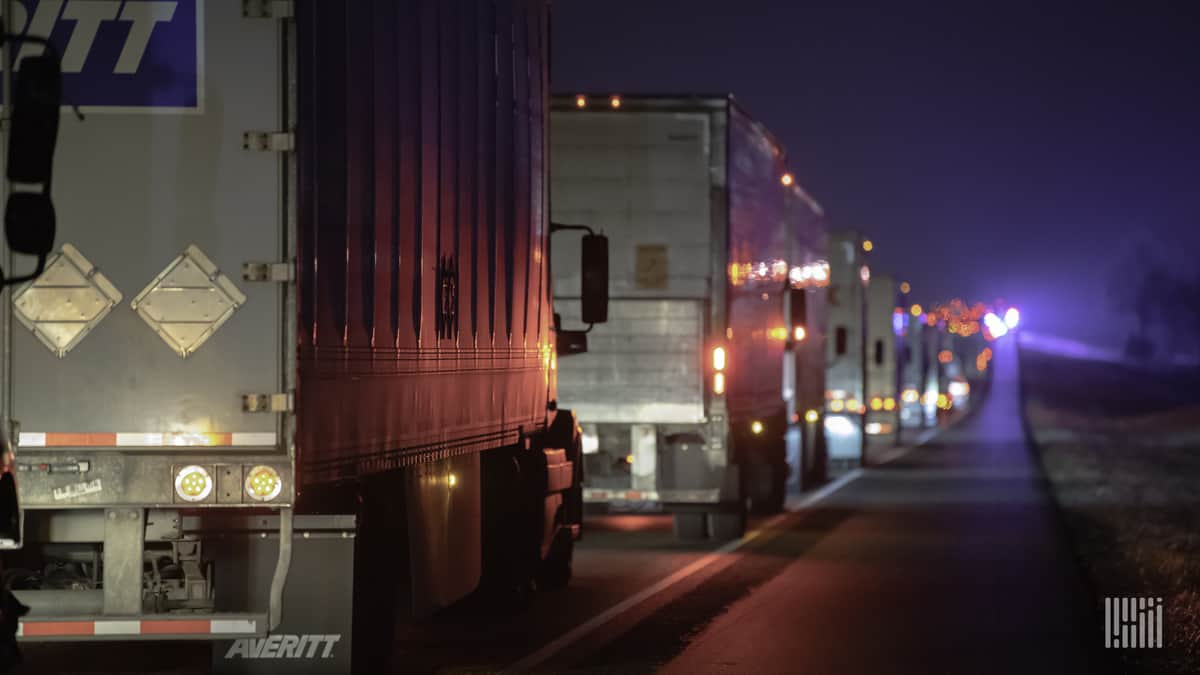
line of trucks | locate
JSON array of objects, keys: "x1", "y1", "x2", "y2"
[{"x1": 0, "y1": 1, "x2": 993, "y2": 673}]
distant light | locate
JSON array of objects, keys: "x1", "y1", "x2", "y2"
[
  {"x1": 910, "y1": 304, "x2": 923, "y2": 317},
  {"x1": 781, "y1": 173, "x2": 794, "y2": 187},
  {"x1": 902, "y1": 389, "x2": 919, "y2": 404},
  {"x1": 610, "y1": 95, "x2": 622, "y2": 109},
  {"x1": 825, "y1": 415, "x2": 856, "y2": 436},
  {"x1": 769, "y1": 326, "x2": 789, "y2": 341},
  {"x1": 830, "y1": 399, "x2": 845, "y2": 413},
  {"x1": 860, "y1": 265, "x2": 870, "y2": 284},
  {"x1": 983, "y1": 312, "x2": 1009, "y2": 338},
  {"x1": 447, "y1": 473, "x2": 459, "y2": 488},
  {"x1": 805, "y1": 409, "x2": 819, "y2": 423},
  {"x1": 794, "y1": 326, "x2": 807, "y2": 341},
  {"x1": 625, "y1": 454, "x2": 634, "y2": 465},
  {"x1": 883, "y1": 397, "x2": 896, "y2": 411},
  {"x1": 937, "y1": 393, "x2": 950, "y2": 409},
  {"x1": 713, "y1": 372, "x2": 726, "y2": 395},
  {"x1": 846, "y1": 398, "x2": 860, "y2": 413},
  {"x1": 1004, "y1": 307, "x2": 1020, "y2": 329},
  {"x1": 581, "y1": 430, "x2": 600, "y2": 454},
  {"x1": 938, "y1": 350, "x2": 953, "y2": 364},
  {"x1": 751, "y1": 420, "x2": 764, "y2": 435},
  {"x1": 575, "y1": 95, "x2": 587, "y2": 109},
  {"x1": 862, "y1": 240, "x2": 874, "y2": 253},
  {"x1": 870, "y1": 397, "x2": 883, "y2": 411},
  {"x1": 948, "y1": 380, "x2": 970, "y2": 397},
  {"x1": 827, "y1": 389, "x2": 847, "y2": 400},
  {"x1": 900, "y1": 281, "x2": 911, "y2": 294}
]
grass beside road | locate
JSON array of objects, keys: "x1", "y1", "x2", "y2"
[{"x1": 1020, "y1": 346, "x2": 1200, "y2": 675}]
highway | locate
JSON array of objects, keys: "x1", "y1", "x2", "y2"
[{"x1": 18, "y1": 340, "x2": 1110, "y2": 674}]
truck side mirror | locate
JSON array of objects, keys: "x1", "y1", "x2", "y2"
[
  {"x1": 7, "y1": 53, "x2": 61, "y2": 184},
  {"x1": 580, "y1": 234, "x2": 608, "y2": 324},
  {"x1": 3, "y1": 47, "x2": 62, "y2": 286},
  {"x1": 788, "y1": 287, "x2": 808, "y2": 342}
]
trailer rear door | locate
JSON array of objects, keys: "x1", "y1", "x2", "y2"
[{"x1": 4, "y1": 1, "x2": 290, "y2": 507}]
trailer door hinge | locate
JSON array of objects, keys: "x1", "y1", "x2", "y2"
[
  {"x1": 242, "y1": 261, "x2": 295, "y2": 283},
  {"x1": 242, "y1": 131, "x2": 294, "y2": 152},
  {"x1": 243, "y1": 392, "x2": 294, "y2": 414},
  {"x1": 242, "y1": 0, "x2": 294, "y2": 19}
]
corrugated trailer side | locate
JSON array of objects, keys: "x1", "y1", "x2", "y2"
[
  {"x1": 293, "y1": 2, "x2": 579, "y2": 668},
  {"x1": 295, "y1": 0, "x2": 552, "y2": 486}
]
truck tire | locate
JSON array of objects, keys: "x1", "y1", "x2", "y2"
[
  {"x1": 747, "y1": 459, "x2": 785, "y2": 514},
  {"x1": 535, "y1": 527, "x2": 574, "y2": 591},
  {"x1": 673, "y1": 512, "x2": 707, "y2": 540},
  {"x1": 708, "y1": 510, "x2": 746, "y2": 541}
]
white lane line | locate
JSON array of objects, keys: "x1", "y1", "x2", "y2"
[
  {"x1": 872, "y1": 427, "x2": 940, "y2": 466},
  {"x1": 506, "y1": 469, "x2": 865, "y2": 673}
]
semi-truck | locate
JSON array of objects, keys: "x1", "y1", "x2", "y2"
[
  {"x1": 2, "y1": 1, "x2": 598, "y2": 672},
  {"x1": 549, "y1": 94, "x2": 829, "y2": 537},
  {"x1": 864, "y1": 272, "x2": 898, "y2": 445},
  {"x1": 823, "y1": 230, "x2": 868, "y2": 471}
]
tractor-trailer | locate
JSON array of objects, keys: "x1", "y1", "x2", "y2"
[
  {"x1": 549, "y1": 95, "x2": 830, "y2": 537},
  {"x1": 824, "y1": 230, "x2": 869, "y2": 472},
  {"x1": 2, "y1": 1, "x2": 597, "y2": 673}
]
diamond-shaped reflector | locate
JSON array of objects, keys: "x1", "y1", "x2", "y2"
[
  {"x1": 13, "y1": 244, "x2": 123, "y2": 358},
  {"x1": 132, "y1": 245, "x2": 247, "y2": 358}
]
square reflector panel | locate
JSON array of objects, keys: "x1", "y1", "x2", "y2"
[
  {"x1": 13, "y1": 244, "x2": 123, "y2": 358},
  {"x1": 131, "y1": 245, "x2": 247, "y2": 358}
]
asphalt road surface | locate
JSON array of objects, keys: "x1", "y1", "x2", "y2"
[{"x1": 19, "y1": 338, "x2": 1110, "y2": 674}]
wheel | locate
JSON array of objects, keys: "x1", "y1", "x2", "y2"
[
  {"x1": 747, "y1": 460, "x2": 785, "y2": 514},
  {"x1": 673, "y1": 512, "x2": 707, "y2": 540},
  {"x1": 707, "y1": 510, "x2": 746, "y2": 541},
  {"x1": 535, "y1": 527, "x2": 574, "y2": 591}
]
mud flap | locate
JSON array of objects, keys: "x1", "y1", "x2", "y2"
[{"x1": 209, "y1": 515, "x2": 355, "y2": 675}]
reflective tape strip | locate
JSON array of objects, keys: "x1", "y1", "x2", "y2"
[
  {"x1": 19, "y1": 618, "x2": 259, "y2": 637},
  {"x1": 18, "y1": 432, "x2": 45, "y2": 447},
  {"x1": 583, "y1": 488, "x2": 660, "y2": 502},
  {"x1": 211, "y1": 619, "x2": 258, "y2": 634},
  {"x1": 93, "y1": 621, "x2": 141, "y2": 635},
  {"x1": 231, "y1": 432, "x2": 278, "y2": 447},
  {"x1": 19, "y1": 432, "x2": 278, "y2": 448}
]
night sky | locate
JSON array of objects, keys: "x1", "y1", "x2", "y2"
[{"x1": 552, "y1": 1, "x2": 1200, "y2": 349}]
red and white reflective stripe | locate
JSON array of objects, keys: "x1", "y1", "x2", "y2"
[
  {"x1": 17, "y1": 617, "x2": 258, "y2": 638},
  {"x1": 583, "y1": 488, "x2": 660, "y2": 502},
  {"x1": 19, "y1": 432, "x2": 277, "y2": 448}
]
